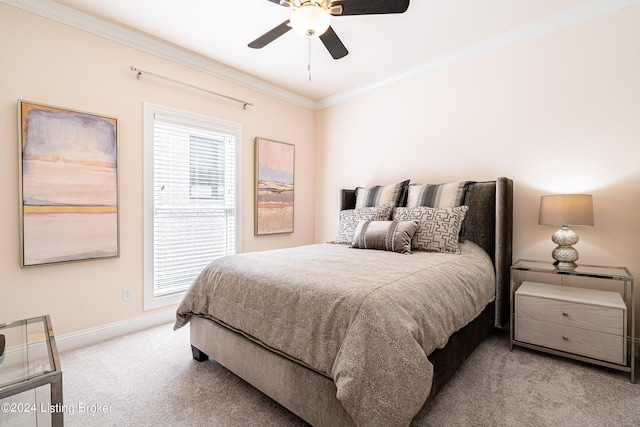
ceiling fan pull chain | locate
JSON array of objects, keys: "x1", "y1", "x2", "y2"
[{"x1": 308, "y1": 37, "x2": 312, "y2": 82}]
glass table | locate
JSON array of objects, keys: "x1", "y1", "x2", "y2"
[
  {"x1": 0, "y1": 315, "x2": 63, "y2": 426},
  {"x1": 510, "y1": 259, "x2": 635, "y2": 383}
]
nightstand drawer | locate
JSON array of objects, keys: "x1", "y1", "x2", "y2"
[
  {"x1": 516, "y1": 317, "x2": 625, "y2": 365},
  {"x1": 516, "y1": 294, "x2": 624, "y2": 335}
]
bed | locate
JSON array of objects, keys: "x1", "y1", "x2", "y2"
[{"x1": 175, "y1": 177, "x2": 513, "y2": 427}]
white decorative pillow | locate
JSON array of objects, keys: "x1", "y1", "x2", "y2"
[
  {"x1": 406, "y1": 181, "x2": 473, "y2": 208},
  {"x1": 355, "y1": 180, "x2": 410, "y2": 208},
  {"x1": 334, "y1": 204, "x2": 393, "y2": 244},
  {"x1": 351, "y1": 220, "x2": 419, "y2": 254},
  {"x1": 393, "y1": 206, "x2": 469, "y2": 254}
]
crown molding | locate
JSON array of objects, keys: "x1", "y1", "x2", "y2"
[
  {"x1": 3, "y1": 0, "x2": 638, "y2": 112},
  {"x1": 1, "y1": 0, "x2": 317, "y2": 110},
  {"x1": 315, "y1": 0, "x2": 640, "y2": 110}
]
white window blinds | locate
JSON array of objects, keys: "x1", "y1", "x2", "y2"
[{"x1": 144, "y1": 105, "x2": 240, "y2": 308}]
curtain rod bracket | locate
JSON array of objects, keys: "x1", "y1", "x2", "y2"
[
  {"x1": 131, "y1": 66, "x2": 143, "y2": 80},
  {"x1": 129, "y1": 66, "x2": 253, "y2": 109}
]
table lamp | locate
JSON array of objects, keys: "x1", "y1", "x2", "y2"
[{"x1": 538, "y1": 194, "x2": 594, "y2": 269}]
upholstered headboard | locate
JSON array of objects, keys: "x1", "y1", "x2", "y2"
[{"x1": 341, "y1": 177, "x2": 513, "y2": 328}]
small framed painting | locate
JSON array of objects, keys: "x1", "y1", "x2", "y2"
[
  {"x1": 255, "y1": 137, "x2": 294, "y2": 235},
  {"x1": 19, "y1": 100, "x2": 119, "y2": 267}
]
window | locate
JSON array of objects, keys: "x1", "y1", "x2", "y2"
[
  {"x1": 144, "y1": 104, "x2": 241, "y2": 310},
  {"x1": 189, "y1": 135, "x2": 225, "y2": 201}
]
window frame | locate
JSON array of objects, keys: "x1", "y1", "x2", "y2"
[{"x1": 143, "y1": 103, "x2": 242, "y2": 310}]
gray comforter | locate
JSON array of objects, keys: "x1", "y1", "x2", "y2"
[{"x1": 175, "y1": 242, "x2": 495, "y2": 426}]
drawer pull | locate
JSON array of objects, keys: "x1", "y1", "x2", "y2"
[
  {"x1": 562, "y1": 312, "x2": 569, "y2": 317},
  {"x1": 562, "y1": 335, "x2": 569, "y2": 341}
]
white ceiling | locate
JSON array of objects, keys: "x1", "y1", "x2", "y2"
[{"x1": 19, "y1": 0, "x2": 637, "y2": 104}]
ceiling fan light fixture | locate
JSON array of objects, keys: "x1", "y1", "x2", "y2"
[{"x1": 290, "y1": 3, "x2": 331, "y2": 38}]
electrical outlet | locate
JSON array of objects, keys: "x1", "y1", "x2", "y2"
[{"x1": 123, "y1": 287, "x2": 133, "y2": 301}]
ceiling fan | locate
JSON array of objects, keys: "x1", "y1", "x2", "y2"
[{"x1": 248, "y1": 0, "x2": 410, "y2": 60}]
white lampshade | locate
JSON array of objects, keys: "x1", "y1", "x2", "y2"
[
  {"x1": 539, "y1": 194, "x2": 594, "y2": 226},
  {"x1": 290, "y1": 4, "x2": 331, "y2": 38}
]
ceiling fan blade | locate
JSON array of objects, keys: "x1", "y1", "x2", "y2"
[
  {"x1": 266, "y1": 0, "x2": 290, "y2": 6},
  {"x1": 320, "y1": 26, "x2": 348, "y2": 60},
  {"x1": 248, "y1": 20, "x2": 292, "y2": 49},
  {"x1": 331, "y1": 0, "x2": 409, "y2": 15}
]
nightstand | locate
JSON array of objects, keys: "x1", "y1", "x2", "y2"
[
  {"x1": 510, "y1": 260, "x2": 635, "y2": 383},
  {"x1": 0, "y1": 315, "x2": 63, "y2": 426}
]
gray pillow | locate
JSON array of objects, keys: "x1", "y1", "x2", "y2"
[
  {"x1": 355, "y1": 180, "x2": 410, "y2": 208},
  {"x1": 393, "y1": 206, "x2": 469, "y2": 254},
  {"x1": 334, "y1": 203, "x2": 393, "y2": 244},
  {"x1": 351, "y1": 220, "x2": 419, "y2": 254},
  {"x1": 406, "y1": 181, "x2": 473, "y2": 208}
]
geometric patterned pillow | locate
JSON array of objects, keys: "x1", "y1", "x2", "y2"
[
  {"x1": 334, "y1": 203, "x2": 394, "y2": 244},
  {"x1": 406, "y1": 181, "x2": 473, "y2": 208},
  {"x1": 351, "y1": 220, "x2": 419, "y2": 254},
  {"x1": 355, "y1": 180, "x2": 410, "y2": 208},
  {"x1": 393, "y1": 206, "x2": 469, "y2": 253}
]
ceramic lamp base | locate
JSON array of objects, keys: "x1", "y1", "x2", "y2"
[
  {"x1": 551, "y1": 226, "x2": 579, "y2": 270},
  {"x1": 553, "y1": 259, "x2": 578, "y2": 270}
]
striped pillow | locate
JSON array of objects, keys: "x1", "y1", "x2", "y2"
[
  {"x1": 355, "y1": 180, "x2": 410, "y2": 208},
  {"x1": 351, "y1": 220, "x2": 419, "y2": 254},
  {"x1": 393, "y1": 206, "x2": 469, "y2": 254},
  {"x1": 406, "y1": 181, "x2": 473, "y2": 208}
]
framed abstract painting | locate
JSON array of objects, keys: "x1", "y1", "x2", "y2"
[
  {"x1": 18, "y1": 100, "x2": 119, "y2": 267},
  {"x1": 254, "y1": 137, "x2": 294, "y2": 235}
]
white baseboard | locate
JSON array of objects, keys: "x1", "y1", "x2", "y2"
[{"x1": 55, "y1": 310, "x2": 176, "y2": 353}]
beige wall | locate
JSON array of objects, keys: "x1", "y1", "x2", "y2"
[
  {"x1": 2, "y1": 4, "x2": 639, "y2": 337},
  {"x1": 0, "y1": 4, "x2": 316, "y2": 335},
  {"x1": 315, "y1": 7, "x2": 640, "y2": 330}
]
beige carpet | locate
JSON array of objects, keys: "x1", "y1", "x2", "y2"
[{"x1": 60, "y1": 323, "x2": 640, "y2": 426}]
